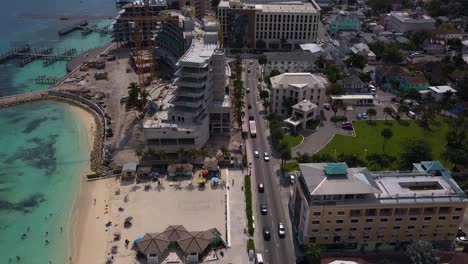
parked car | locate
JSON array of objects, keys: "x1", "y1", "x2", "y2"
[
  {"x1": 254, "y1": 150, "x2": 259, "y2": 158},
  {"x1": 456, "y1": 236, "x2": 468, "y2": 245},
  {"x1": 258, "y1": 183, "x2": 264, "y2": 193},
  {"x1": 289, "y1": 174, "x2": 295, "y2": 185},
  {"x1": 324, "y1": 103, "x2": 331, "y2": 110},
  {"x1": 278, "y1": 223, "x2": 286, "y2": 238},
  {"x1": 356, "y1": 113, "x2": 363, "y2": 120},
  {"x1": 264, "y1": 152, "x2": 270, "y2": 162},
  {"x1": 457, "y1": 228, "x2": 466, "y2": 238},
  {"x1": 390, "y1": 111, "x2": 400, "y2": 120},
  {"x1": 263, "y1": 226, "x2": 271, "y2": 240},
  {"x1": 407, "y1": 111, "x2": 416, "y2": 119},
  {"x1": 361, "y1": 113, "x2": 368, "y2": 119},
  {"x1": 341, "y1": 122, "x2": 353, "y2": 130},
  {"x1": 261, "y1": 204, "x2": 267, "y2": 215}
]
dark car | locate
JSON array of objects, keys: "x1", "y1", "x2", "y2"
[
  {"x1": 263, "y1": 226, "x2": 271, "y2": 240},
  {"x1": 260, "y1": 204, "x2": 267, "y2": 215},
  {"x1": 258, "y1": 183, "x2": 264, "y2": 193},
  {"x1": 341, "y1": 122, "x2": 353, "y2": 130},
  {"x1": 248, "y1": 104, "x2": 252, "y2": 109},
  {"x1": 390, "y1": 111, "x2": 400, "y2": 120}
]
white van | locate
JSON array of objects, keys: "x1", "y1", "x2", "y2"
[
  {"x1": 407, "y1": 111, "x2": 416, "y2": 119},
  {"x1": 255, "y1": 253, "x2": 264, "y2": 264},
  {"x1": 369, "y1": 84, "x2": 376, "y2": 95}
]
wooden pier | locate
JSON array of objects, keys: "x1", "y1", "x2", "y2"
[
  {"x1": 58, "y1": 20, "x2": 88, "y2": 36},
  {"x1": 42, "y1": 48, "x2": 77, "y2": 67},
  {"x1": 16, "y1": 47, "x2": 54, "y2": 67},
  {"x1": 79, "y1": 25, "x2": 112, "y2": 36},
  {"x1": 0, "y1": 44, "x2": 31, "y2": 63},
  {"x1": 35, "y1": 75, "x2": 62, "y2": 85}
]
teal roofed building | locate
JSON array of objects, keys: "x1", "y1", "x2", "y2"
[
  {"x1": 376, "y1": 66, "x2": 429, "y2": 93},
  {"x1": 328, "y1": 13, "x2": 361, "y2": 35}
]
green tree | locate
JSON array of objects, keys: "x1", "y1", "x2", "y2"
[
  {"x1": 400, "y1": 138, "x2": 433, "y2": 169},
  {"x1": 443, "y1": 117, "x2": 468, "y2": 166},
  {"x1": 145, "y1": 147, "x2": 157, "y2": 159},
  {"x1": 345, "y1": 54, "x2": 367, "y2": 69},
  {"x1": 381, "y1": 128, "x2": 393, "y2": 152},
  {"x1": 258, "y1": 55, "x2": 267, "y2": 65},
  {"x1": 176, "y1": 146, "x2": 187, "y2": 161},
  {"x1": 304, "y1": 243, "x2": 321, "y2": 264},
  {"x1": 324, "y1": 64, "x2": 340, "y2": 83},
  {"x1": 359, "y1": 72, "x2": 372, "y2": 83},
  {"x1": 198, "y1": 148, "x2": 209, "y2": 159},
  {"x1": 366, "y1": 108, "x2": 377, "y2": 121},
  {"x1": 315, "y1": 55, "x2": 326, "y2": 70},
  {"x1": 256, "y1": 39, "x2": 266, "y2": 50},
  {"x1": 135, "y1": 148, "x2": 144, "y2": 163},
  {"x1": 280, "y1": 146, "x2": 292, "y2": 171},
  {"x1": 187, "y1": 147, "x2": 199, "y2": 164},
  {"x1": 410, "y1": 31, "x2": 431, "y2": 50},
  {"x1": 262, "y1": 100, "x2": 271, "y2": 113},
  {"x1": 157, "y1": 149, "x2": 168, "y2": 163},
  {"x1": 406, "y1": 240, "x2": 438, "y2": 264},
  {"x1": 259, "y1": 90, "x2": 269, "y2": 101},
  {"x1": 383, "y1": 107, "x2": 393, "y2": 120},
  {"x1": 382, "y1": 45, "x2": 403, "y2": 63},
  {"x1": 448, "y1": 37, "x2": 463, "y2": 52},
  {"x1": 126, "y1": 82, "x2": 140, "y2": 108},
  {"x1": 326, "y1": 83, "x2": 345, "y2": 96},
  {"x1": 369, "y1": 41, "x2": 386, "y2": 58},
  {"x1": 397, "y1": 104, "x2": 410, "y2": 116}
]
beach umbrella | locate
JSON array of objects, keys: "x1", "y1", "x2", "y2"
[
  {"x1": 212, "y1": 177, "x2": 220, "y2": 182},
  {"x1": 125, "y1": 216, "x2": 133, "y2": 222},
  {"x1": 114, "y1": 230, "x2": 122, "y2": 236},
  {"x1": 201, "y1": 169, "x2": 209, "y2": 176},
  {"x1": 197, "y1": 178, "x2": 206, "y2": 184},
  {"x1": 134, "y1": 235, "x2": 144, "y2": 243}
]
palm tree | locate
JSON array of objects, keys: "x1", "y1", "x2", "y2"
[
  {"x1": 219, "y1": 146, "x2": 230, "y2": 159},
  {"x1": 341, "y1": 102, "x2": 348, "y2": 116},
  {"x1": 262, "y1": 100, "x2": 271, "y2": 113},
  {"x1": 304, "y1": 243, "x2": 321, "y2": 264},
  {"x1": 176, "y1": 146, "x2": 186, "y2": 161},
  {"x1": 135, "y1": 148, "x2": 144, "y2": 163},
  {"x1": 366, "y1": 108, "x2": 377, "y2": 121},
  {"x1": 259, "y1": 90, "x2": 269, "y2": 101},
  {"x1": 397, "y1": 104, "x2": 410, "y2": 116},
  {"x1": 198, "y1": 148, "x2": 209, "y2": 159},
  {"x1": 383, "y1": 107, "x2": 393, "y2": 120},
  {"x1": 158, "y1": 149, "x2": 168, "y2": 163},
  {"x1": 145, "y1": 147, "x2": 157, "y2": 159},
  {"x1": 187, "y1": 147, "x2": 199, "y2": 164},
  {"x1": 381, "y1": 128, "x2": 393, "y2": 152},
  {"x1": 280, "y1": 147, "x2": 292, "y2": 171}
]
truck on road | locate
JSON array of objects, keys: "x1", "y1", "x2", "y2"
[{"x1": 249, "y1": 120, "x2": 256, "y2": 137}]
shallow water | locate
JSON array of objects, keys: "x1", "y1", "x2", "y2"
[{"x1": 0, "y1": 0, "x2": 118, "y2": 263}]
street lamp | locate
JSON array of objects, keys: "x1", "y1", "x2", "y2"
[{"x1": 364, "y1": 148, "x2": 367, "y2": 159}]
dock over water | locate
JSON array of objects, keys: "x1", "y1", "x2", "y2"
[
  {"x1": 0, "y1": 45, "x2": 31, "y2": 63},
  {"x1": 58, "y1": 20, "x2": 88, "y2": 36}
]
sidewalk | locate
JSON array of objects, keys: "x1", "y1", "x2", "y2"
[{"x1": 220, "y1": 169, "x2": 251, "y2": 264}]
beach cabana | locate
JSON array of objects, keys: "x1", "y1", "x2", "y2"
[
  {"x1": 121, "y1": 162, "x2": 137, "y2": 181},
  {"x1": 167, "y1": 164, "x2": 193, "y2": 178},
  {"x1": 135, "y1": 233, "x2": 170, "y2": 264},
  {"x1": 137, "y1": 166, "x2": 152, "y2": 179},
  {"x1": 203, "y1": 158, "x2": 219, "y2": 172}
]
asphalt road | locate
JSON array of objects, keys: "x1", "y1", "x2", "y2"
[{"x1": 243, "y1": 59, "x2": 296, "y2": 264}]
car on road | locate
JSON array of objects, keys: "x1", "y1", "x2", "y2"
[
  {"x1": 263, "y1": 152, "x2": 270, "y2": 162},
  {"x1": 341, "y1": 122, "x2": 353, "y2": 130},
  {"x1": 390, "y1": 111, "x2": 400, "y2": 120},
  {"x1": 458, "y1": 228, "x2": 466, "y2": 238},
  {"x1": 324, "y1": 103, "x2": 331, "y2": 110},
  {"x1": 247, "y1": 69, "x2": 251, "y2": 73},
  {"x1": 456, "y1": 236, "x2": 468, "y2": 245},
  {"x1": 258, "y1": 183, "x2": 264, "y2": 193},
  {"x1": 263, "y1": 226, "x2": 271, "y2": 240},
  {"x1": 278, "y1": 223, "x2": 286, "y2": 238},
  {"x1": 250, "y1": 61, "x2": 254, "y2": 65},
  {"x1": 249, "y1": 116, "x2": 254, "y2": 120},
  {"x1": 254, "y1": 150, "x2": 259, "y2": 158},
  {"x1": 256, "y1": 253, "x2": 264, "y2": 264},
  {"x1": 361, "y1": 113, "x2": 368, "y2": 119},
  {"x1": 261, "y1": 204, "x2": 267, "y2": 215},
  {"x1": 248, "y1": 104, "x2": 252, "y2": 109},
  {"x1": 246, "y1": 87, "x2": 250, "y2": 93}
]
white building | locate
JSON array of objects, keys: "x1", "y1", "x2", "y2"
[
  {"x1": 263, "y1": 52, "x2": 320, "y2": 76},
  {"x1": 420, "y1": 85, "x2": 457, "y2": 102},
  {"x1": 386, "y1": 12, "x2": 435, "y2": 33},
  {"x1": 270, "y1": 72, "x2": 328, "y2": 116},
  {"x1": 143, "y1": 15, "x2": 230, "y2": 154},
  {"x1": 217, "y1": 0, "x2": 321, "y2": 49},
  {"x1": 350, "y1": 43, "x2": 376, "y2": 61},
  {"x1": 284, "y1": 100, "x2": 318, "y2": 130}
]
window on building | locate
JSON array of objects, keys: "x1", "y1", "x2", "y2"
[
  {"x1": 424, "y1": 216, "x2": 432, "y2": 221},
  {"x1": 335, "y1": 228, "x2": 342, "y2": 232},
  {"x1": 313, "y1": 212, "x2": 321, "y2": 216},
  {"x1": 408, "y1": 226, "x2": 415, "y2": 229},
  {"x1": 364, "y1": 227, "x2": 372, "y2": 231},
  {"x1": 312, "y1": 221, "x2": 320, "y2": 224},
  {"x1": 311, "y1": 229, "x2": 319, "y2": 233},
  {"x1": 366, "y1": 218, "x2": 373, "y2": 223},
  {"x1": 309, "y1": 237, "x2": 316, "y2": 243},
  {"x1": 350, "y1": 227, "x2": 357, "y2": 231},
  {"x1": 336, "y1": 220, "x2": 344, "y2": 224},
  {"x1": 337, "y1": 211, "x2": 345, "y2": 216},
  {"x1": 410, "y1": 217, "x2": 417, "y2": 221},
  {"x1": 380, "y1": 218, "x2": 388, "y2": 222},
  {"x1": 351, "y1": 219, "x2": 359, "y2": 223},
  {"x1": 439, "y1": 216, "x2": 446, "y2": 220},
  {"x1": 393, "y1": 226, "x2": 400, "y2": 230},
  {"x1": 453, "y1": 216, "x2": 460, "y2": 220},
  {"x1": 455, "y1": 207, "x2": 463, "y2": 212},
  {"x1": 395, "y1": 217, "x2": 403, "y2": 222}
]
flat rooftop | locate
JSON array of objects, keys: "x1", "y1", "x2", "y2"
[
  {"x1": 218, "y1": 0, "x2": 319, "y2": 13},
  {"x1": 390, "y1": 11, "x2": 435, "y2": 23}
]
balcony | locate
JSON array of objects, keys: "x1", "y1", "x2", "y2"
[
  {"x1": 174, "y1": 77, "x2": 207, "y2": 88},
  {"x1": 172, "y1": 97, "x2": 203, "y2": 108},
  {"x1": 175, "y1": 68, "x2": 209, "y2": 78},
  {"x1": 174, "y1": 87, "x2": 205, "y2": 98}
]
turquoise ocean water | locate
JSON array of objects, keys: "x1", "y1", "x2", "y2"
[{"x1": 0, "y1": 1, "x2": 117, "y2": 263}]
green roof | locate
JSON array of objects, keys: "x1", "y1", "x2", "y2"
[{"x1": 324, "y1": 163, "x2": 348, "y2": 175}]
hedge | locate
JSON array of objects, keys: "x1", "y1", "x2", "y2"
[
  {"x1": 247, "y1": 238, "x2": 255, "y2": 251},
  {"x1": 244, "y1": 175, "x2": 254, "y2": 236},
  {"x1": 330, "y1": 115, "x2": 348, "y2": 122}
]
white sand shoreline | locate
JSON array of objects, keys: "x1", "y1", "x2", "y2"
[{"x1": 67, "y1": 104, "x2": 112, "y2": 264}]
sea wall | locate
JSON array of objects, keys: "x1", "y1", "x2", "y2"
[{"x1": 0, "y1": 91, "x2": 106, "y2": 173}]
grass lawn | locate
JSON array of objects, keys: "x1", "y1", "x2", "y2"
[
  {"x1": 282, "y1": 134, "x2": 304, "y2": 148},
  {"x1": 284, "y1": 161, "x2": 299, "y2": 172},
  {"x1": 317, "y1": 116, "x2": 451, "y2": 168}
]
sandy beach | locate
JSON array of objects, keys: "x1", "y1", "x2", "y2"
[{"x1": 68, "y1": 105, "x2": 113, "y2": 264}]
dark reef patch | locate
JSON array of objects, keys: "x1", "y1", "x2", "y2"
[
  {"x1": 22, "y1": 117, "x2": 48, "y2": 133},
  {"x1": 0, "y1": 193, "x2": 46, "y2": 213},
  {"x1": 5, "y1": 135, "x2": 58, "y2": 175}
]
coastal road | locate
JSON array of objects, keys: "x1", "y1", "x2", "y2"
[{"x1": 243, "y1": 59, "x2": 296, "y2": 264}]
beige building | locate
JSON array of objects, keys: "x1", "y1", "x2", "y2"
[
  {"x1": 386, "y1": 11, "x2": 435, "y2": 33},
  {"x1": 270, "y1": 73, "x2": 327, "y2": 116},
  {"x1": 290, "y1": 161, "x2": 468, "y2": 251},
  {"x1": 217, "y1": 0, "x2": 320, "y2": 49}
]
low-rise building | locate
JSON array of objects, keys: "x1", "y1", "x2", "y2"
[
  {"x1": 350, "y1": 43, "x2": 376, "y2": 61},
  {"x1": 432, "y1": 28, "x2": 468, "y2": 41},
  {"x1": 376, "y1": 66, "x2": 430, "y2": 92},
  {"x1": 263, "y1": 52, "x2": 320, "y2": 76},
  {"x1": 290, "y1": 161, "x2": 468, "y2": 250},
  {"x1": 328, "y1": 12, "x2": 362, "y2": 35},
  {"x1": 386, "y1": 11, "x2": 435, "y2": 33},
  {"x1": 284, "y1": 100, "x2": 317, "y2": 130},
  {"x1": 270, "y1": 73, "x2": 328, "y2": 116},
  {"x1": 341, "y1": 74, "x2": 368, "y2": 94},
  {"x1": 421, "y1": 85, "x2": 457, "y2": 102}
]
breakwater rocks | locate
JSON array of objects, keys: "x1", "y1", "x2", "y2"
[{"x1": 0, "y1": 91, "x2": 106, "y2": 173}]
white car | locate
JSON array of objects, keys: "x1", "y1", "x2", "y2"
[
  {"x1": 278, "y1": 223, "x2": 286, "y2": 238},
  {"x1": 263, "y1": 152, "x2": 270, "y2": 161},
  {"x1": 456, "y1": 236, "x2": 468, "y2": 245},
  {"x1": 254, "y1": 150, "x2": 259, "y2": 158},
  {"x1": 289, "y1": 174, "x2": 295, "y2": 185},
  {"x1": 362, "y1": 113, "x2": 368, "y2": 119}
]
